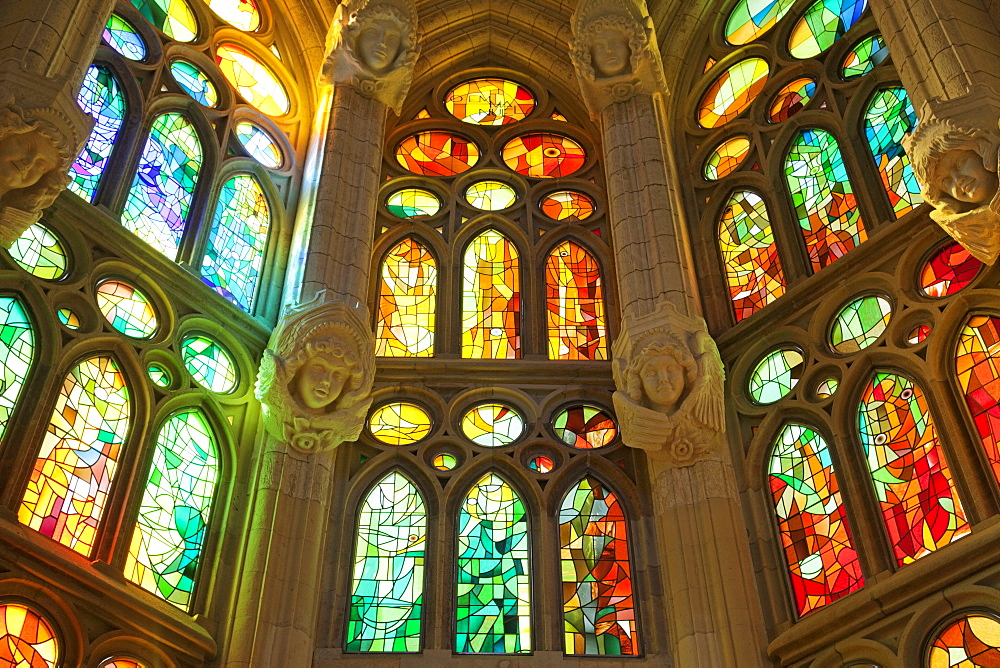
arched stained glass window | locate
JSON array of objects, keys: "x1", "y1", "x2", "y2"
[
  {"x1": 784, "y1": 128, "x2": 866, "y2": 272},
  {"x1": 122, "y1": 113, "x2": 203, "y2": 259},
  {"x1": 70, "y1": 65, "x2": 126, "y2": 202},
  {"x1": 461, "y1": 230, "x2": 520, "y2": 359},
  {"x1": 857, "y1": 372, "x2": 969, "y2": 565},
  {"x1": 456, "y1": 472, "x2": 531, "y2": 654},
  {"x1": 955, "y1": 315, "x2": 1000, "y2": 485},
  {"x1": 545, "y1": 240, "x2": 606, "y2": 360},
  {"x1": 201, "y1": 174, "x2": 271, "y2": 311},
  {"x1": 560, "y1": 477, "x2": 638, "y2": 656},
  {"x1": 347, "y1": 471, "x2": 426, "y2": 652},
  {"x1": 375, "y1": 238, "x2": 437, "y2": 357},
  {"x1": 718, "y1": 190, "x2": 786, "y2": 320},
  {"x1": 18, "y1": 355, "x2": 131, "y2": 556},
  {"x1": 0, "y1": 296, "x2": 35, "y2": 443},
  {"x1": 863, "y1": 87, "x2": 921, "y2": 218},
  {"x1": 768, "y1": 423, "x2": 863, "y2": 616},
  {"x1": 125, "y1": 409, "x2": 219, "y2": 609},
  {"x1": 0, "y1": 602, "x2": 59, "y2": 667},
  {"x1": 930, "y1": 614, "x2": 1000, "y2": 667}
]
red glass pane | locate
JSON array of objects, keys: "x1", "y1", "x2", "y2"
[{"x1": 919, "y1": 241, "x2": 983, "y2": 297}]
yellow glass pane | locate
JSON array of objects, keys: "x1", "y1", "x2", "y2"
[
  {"x1": 215, "y1": 44, "x2": 289, "y2": 116},
  {"x1": 208, "y1": 0, "x2": 260, "y2": 30},
  {"x1": 465, "y1": 181, "x2": 517, "y2": 210},
  {"x1": 697, "y1": 57, "x2": 770, "y2": 128},
  {"x1": 369, "y1": 402, "x2": 433, "y2": 445},
  {"x1": 445, "y1": 78, "x2": 536, "y2": 125},
  {"x1": 0, "y1": 603, "x2": 58, "y2": 667}
]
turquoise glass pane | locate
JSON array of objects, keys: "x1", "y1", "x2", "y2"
[
  {"x1": 70, "y1": 65, "x2": 126, "y2": 202},
  {"x1": 103, "y1": 14, "x2": 147, "y2": 60},
  {"x1": 170, "y1": 60, "x2": 218, "y2": 107},
  {"x1": 0, "y1": 296, "x2": 34, "y2": 443},
  {"x1": 789, "y1": 0, "x2": 868, "y2": 59},
  {"x1": 181, "y1": 335, "x2": 237, "y2": 393},
  {"x1": 864, "y1": 87, "x2": 922, "y2": 218},
  {"x1": 725, "y1": 0, "x2": 797, "y2": 44}
]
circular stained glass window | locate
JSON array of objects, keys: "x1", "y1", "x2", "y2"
[
  {"x1": 829, "y1": 294, "x2": 893, "y2": 354},
  {"x1": 703, "y1": 136, "x2": 751, "y2": 180},
  {"x1": 369, "y1": 402, "x2": 433, "y2": 445},
  {"x1": 148, "y1": 363, "x2": 172, "y2": 388},
  {"x1": 460, "y1": 403, "x2": 524, "y2": 447},
  {"x1": 386, "y1": 188, "x2": 442, "y2": 218},
  {"x1": 767, "y1": 77, "x2": 816, "y2": 122},
  {"x1": 465, "y1": 181, "x2": 517, "y2": 210},
  {"x1": 235, "y1": 121, "x2": 283, "y2": 168},
  {"x1": 528, "y1": 455, "x2": 555, "y2": 473},
  {"x1": 432, "y1": 452, "x2": 458, "y2": 470},
  {"x1": 395, "y1": 131, "x2": 480, "y2": 176},
  {"x1": 0, "y1": 602, "x2": 59, "y2": 667},
  {"x1": 99, "y1": 659, "x2": 149, "y2": 668},
  {"x1": 215, "y1": 44, "x2": 289, "y2": 116},
  {"x1": 7, "y1": 223, "x2": 68, "y2": 280},
  {"x1": 815, "y1": 377, "x2": 839, "y2": 398},
  {"x1": 842, "y1": 33, "x2": 889, "y2": 80},
  {"x1": 919, "y1": 241, "x2": 983, "y2": 297},
  {"x1": 181, "y1": 334, "x2": 238, "y2": 393},
  {"x1": 170, "y1": 60, "x2": 218, "y2": 107},
  {"x1": 445, "y1": 78, "x2": 536, "y2": 125},
  {"x1": 103, "y1": 14, "x2": 147, "y2": 60},
  {"x1": 552, "y1": 405, "x2": 617, "y2": 449},
  {"x1": 501, "y1": 133, "x2": 586, "y2": 178},
  {"x1": 907, "y1": 324, "x2": 931, "y2": 345},
  {"x1": 135, "y1": 0, "x2": 197, "y2": 41},
  {"x1": 96, "y1": 279, "x2": 158, "y2": 338},
  {"x1": 748, "y1": 348, "x2": 803, "y2": 404},
  {"x1": 539, "y1": 190, "x2": 595, "y2": 221},
  {"x1": 697, "y1": 57, "x2": 769, "y2": 128}
]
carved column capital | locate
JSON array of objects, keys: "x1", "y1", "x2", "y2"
[
  {"x1": 256, "y1": 294, "x2": 375, "y2": 454},
  {"x1": 611, "y1": 301, "x2": 726, "y2": 467},
  {"x1": 569, "y1": 0, "x2": 666, "y2": 118},
  {"x1": 319, "y1": 0, "x2": 419, "y2": 114}
]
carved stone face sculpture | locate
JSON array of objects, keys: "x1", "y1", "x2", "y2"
[
  {"x1": 0, "y1": 129, "x2": 59, "y2": 201},
  {"x1": 935, "y1": 149, "x2": 999, "y2": 208},
  {"x1": 292, "y1": 351, "x2": 350, "y2": 412},
  {"x1": 356, "y1": 17, "x2": 403, "y2": 75},
  {"x1": 639, "y1": 352, "x2": 686, "y2": 412},
  {"x1": 590, "y1": 27, "x2": 631, "y2": 78}
]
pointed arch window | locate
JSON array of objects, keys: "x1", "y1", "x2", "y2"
[
  {"x1": 955, "y1": 314, "x2": 1000, "y2": 484},
  {"x1": 863, "y1": 87, "x2": 922, "y2": 218},
  {"x1": 0, "y1": 296, "x2": 35, "y2": 443},
  {"x1": 461, "y1": 230, "x2": 520, "y2": 360},
  {"x1": 718, "y1": 190, "x2": 786, "y2": 321},
  {"x1": 69, "y1": 65, "x2": 126, "y2": 202},
  {"x1": 545, "y1": 240, "x2": 606, "y2": 360},
  {"x1": 347, "y1": 471, "x2": 426, "y2": 652},
  {"x1": 18, "y1": 355, "x2": 132, "y2": 556},
  {"x1": 375, "y1": 238, "x2": 437, "y2": 357},
  {"x1": 456, "y1": 472, "x2": 531, "y2": 653},
  {"x1": 124, "y1": 409, "x2": 219, "y2": 609}
]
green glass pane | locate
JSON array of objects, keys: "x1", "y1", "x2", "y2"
[
  {"x1": 181, "y1": 335, "x2": 237, "y2": 392},
  {"x1": 432, "y1": 453, "x2": 457, "y2": 470},
  {"x1": 788, "y1": 0, "x2": 868, "y2": 59},
  {"x1": 863, "y1": 87, "x2": 922, "y2": 218},
  {"x1": 841, "y1": 33, "x2": 888, "y2": 79},
  {"x1": 829, "y1": 294, "x2": 892, "y2": 353},
  {"x1": 103, "y1": 14, "x2": 147, "y2": 60},
  {"x1": 129, "y1": 0, "x2": 197, "y2": 41},
  {"x1": 386, "y1": 188, "x2": 441, "y2": 219},
  {"x1": 56, "y1": 308, "x2": 80, "y2": 329},
  {"x1": 7, "y1": 223, "x2": 68, "y2": 280},
  {"x1": 816, "y1": 377, "x2": 839, "y2": 398},
  {"x1": 749, "y1": 349, "x2": 803, "y2": 404},
  {"x1": 0, "y1": 296, "x2": 34, "y2": 443},
  {"x1": 147, "y1": 363, "x2": 171, "y2": 387},
  {"x1": 96, "y1": 280, "x2": 158, "y2": 338}
]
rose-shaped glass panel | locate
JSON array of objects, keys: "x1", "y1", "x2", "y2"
[
  {"x1": 103, "y1": 14, "x2": 147, "y2": 60},
  {"x1": 368, "y1": 402, "x2": 433, "y2": 445},
  {"x1": 460, "y1": 403, "x2": 524, "y2": 447},
  {"x1": 395, "y1": 131, "x2": 480, "y2": 176},
  {"x1": 215, "y1": 44, "x2": 289, "y2": 116},
  {"x1": 748, "y1": 348, "x2": 803, "y2": 404},
  {"x1": 553, "y1": 405, "x2": 617, "y2": 449},
  {"x1": 386, "y1": 188, "x2": 442, "y2": 218},
  {"x1": 8, "y1": 223, "x2": 68, "y2": 280},
  {"x1": 697, "y1": 57, "x2": 769, "y2": 128},
  {"x1": 704, "y1": 136, "x2": 751, "y2": 180},
  {"x1": 539, "y1": 190, "x2": 595, "y2": 221},
  {"x1": 502, "y1": 133, "x2": 586, "y2": 178},
  {"x1": 829, "y1": 294, "x2": 892, "y2": 353},
  {"x1": 465, "y1": 180, "x2": 517, "y2": 210},
  {"x1": 919, "y1": 241, "x2": 983, "y2": 297},
  {"x1": 96, "y1": 279, "x2": 158, "y2": 338},
  {"x1": 841, "y1": 33, "x2": 889, "y2": 79},
  {"x1": 181, "y1": 334, "x2": 238, "y2": 392},
  {"x1": 767, "y1": 77, "x2": 816, "y2": 122},
  {"x1": 235, "y1": 121, "x2": 282, "y2": 168},
  {"x1": 445, "y1": 78, "x2": 536, "y2": 125}
]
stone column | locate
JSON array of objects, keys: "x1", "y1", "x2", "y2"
[
  {"x1": 0, "y1": 0, "x2": 107, "y2": 244},
  {"x1": 226, "y1": 0, "x2": 418, "y2": 664},
  {"x1": 571, "y1": 1, "x2": 768, "y2": 665}
]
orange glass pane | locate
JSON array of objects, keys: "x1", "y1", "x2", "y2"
[
  {"x1": 703, "y1": 136, "x2": 751, "y2": 180},
  {"x1": 375, "y1": 239, "x2": 436, "y2": 357},
  {"x1": 445, "y1": 78, "x2": 536, "y2": 125},
  {"x1": 395, "y1": 131, "x2": 479, "y2": 176},
  {"x1": 545, "y1": 240, "x2": 606, "y2": 360},
  {"x1": 697, "y1": 57, "x2": 770, "y2": 128},
  {"x1": 768, "y1": 77, "x2": 817, "y2": 122},
  {"x1": 502, "y1": 133, "x2": 586, "y2": 178},
  {"x1": 0, "y1": 603, "x2": 58, "y2": 667},
  {"x1": 215, "y1": 44, "x2": 288, "y2": 116},
  {"x1": 930, "y1": 615, "x2": 1000, "y2": 667},
  {"x1": 540, "y1": 191, "x2": 595, "y2": 221},
  {"x1": 461, "y1": 230, "x2": 520, "y2": 359}
]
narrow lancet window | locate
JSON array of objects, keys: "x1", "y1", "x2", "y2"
[
  {"x1": 461, "y1": 230, "x2": 520, "y2": 359},
  {"x1": 375, "y1": 238, "x2": 437, "y2": 357},
  {"x1": 545, "y1": 240, "x2": 606, "y2": 360}
]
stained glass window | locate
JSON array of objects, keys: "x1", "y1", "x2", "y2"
[
  {"x1": 718, "y1": 190, "x2": 786, "y2": 320},
  {"x1": 0, "y1": 296, "x2": 34, "y2": 443},
  {"x1": 456, "y1": 473, "x2": 531, "y2": 654},
  {"x1": 864, "y1": 87, "x2": 921, "y2": 218},
  {"x1": 386, "y1": 189, "x2": 441, "y2": 219},
  {"x1": 0, "y1": 602, "x2": 59, "y2": 667},
  {"x1": 148, "y1": 363, "x2": 171, "y2": 388},
  {"x1": 768, "y1": 77, "x2": 816, "y2": 122},
  {"x1": 129, "y1": 0, "x2": 198, "y2": 42},
  {"x1": 99, "y1": 659, "x2": 149, "y2": 668},
  {"x1": 234, "y1": 121, "x2": 282, "y2": 168},
  {"x1": 552, "y1": 405, "x2": 617, "y2": 449},
  {"x1": 857, "y1": 371, "x2": 969, "y2": 565},
  {"x1": 125, "y1": 410, "x2": 219, "y2": 609},
  {"x1": 445, "y1": 79, "x2": 536, "y2": 125},
  {"x1": 70, "y1": 65, "x2": 126, "y2": 202},
  {"x1": 769, "y1": 423, "x2": 863, "y2": 616},
  {"x1": 788, "y1": 0, "x2": 868, "y2": 59},
  {"x1": 540, "y1": 191, "x2": 596, "y2": 221},
  {"x1": 725, "y1": 0, "x2": 797, "y2": 44},
  {"x1": 375, "y1": 238, "x2": 436, "y2": 357},
  {"x1": 930, "y1": 615, "x2": 1000, "y2": 667},
  {"x1": 57, "y1": 308, "x2": 80, "y2": 329},
  {"x1": 461, "y1": 230, "x2": 520, "y2": 359},
  {"x1": 704, "y1": 136, "x2": 751, "y2": 180},
  {"x1": 560, "y1": 477, "x2": 638, "y2": 655},
  {"x1": 841, "y1": 33, "x2": 888, "y2": 79},
  {"x1": 122, "y1": 112, "x2": 203, "y2": 258},
  {"x1": 501, "y1": 133, "x2": 586, "y2": 178},
  {"x1": 829, "y1": 294, "x2": 891, "y2": 353},
  {"x1": 432, "y1": 453, "x2": 457, "y2": 470},
  {"x1": 215, "y1": 44, "x2": 289, "y2": 116},
  {"x1": 545, "y1": 240, "x2": 606, "y2": 360},
  {"x1": 698, "y1": 58, "x2": 770, "y2": 128},
  {"x1": 529, "y1": 456, "x2": 554, "y2": 473},
  {"x1": 785, "y1": 128, "x2": 866, "y2": 271},
  {"x1": 347, "y1": 471, "x2": 426, "y2": 652},
  {"x1": 955, "y1": 315, "x2": 1000, "y2": 485},
  {"x1": 103, "y1": 14, "x2": 147, "y2": 60},
  {"x1": 460, "y1": 403, "x2": 524, "y2": 447},
  {"x1": 170, "y1": 60, "x2": 218, "y2": 107},
  {"x1": 181, "y1": 335, "x2": 238, "y2": 393},
  {"x1": 395, "y1": 131, "x2": 480, "y2": 176},
  {"x1": 208, "y1": 0, "x2": 261, "y2": 31},
  {"x1": 816, "y1": 377, "x2": 839, "y2": 398},
  {"x1": 465, "y1": 181, "x2": 517, "y2": 210},
  {"x1": 7, "y1": 224, "x2": 68, "y2": 280},
  {"x1": 919, "y1": 241, "x2": 983, "y2": 297},
  {"x1": 908, "y1": 324, "x2": 931, "y2": 344},
  {"x1": 749, "y1": 348, "x2": 803, "y2": 404},
  {"x1": 19, "y1": 355, "x2": 131, "y2": 556},
  {"x1": 201, "y1": 174, "x2": 271, "y2": 311},
  {"x1": 95, "y1": 279, "x2": 158, "y2": 338},
  {"x1": 368, "y1": 402, "x2": 433, "y2": 445}
]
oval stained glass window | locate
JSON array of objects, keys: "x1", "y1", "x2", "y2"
[
  {"x1": 170, "y1": 60, "x2": 219, "y2": 107},
  {"x1": 553, "y1": 405, "x2": 618, "y2": 449},
  {"x1": 528, "y1": 455, "x2": 555, "y2": 473},
  {"x1": 539, "y1": 190, "x2": 595, "y2": 221},
  {"x1": 386, "y1": 188, "x2": 442, "y2": 218},
  {"x1": 129, "y1": 0, "x2": 197, "y2": 41},
  {"x1": 208, "y1": 0, "x2": 261, "y2": 31},
  {"x1": 445, "y1": 78, "x2": 536, "y2": 125},
  {"x1": 432, "y1": 452, "x2": 457, "y2": 470},
  {"x1": 148, "y1": 363, "x2": 171, "y2": 387},
  {"x1": 57, "y1": 308, "x2": 80, "y2": 329},
  {"x1": 841, "y1": 33, "x2": 888, "y2": 79},
  {"x1": 919, "y1": 241, "x2": 983, "y2": 297},
  {"x1": 181, "y1": 334, "x2": 238, "y2": 392},
  {"x1": 0, "y1": 602, "x2": 59, "y2": 667},
  {"x1": 907, "y1": 324, "x2": 931, "y2": 345},
  {"x1": 768, "y1": 77, "x2": 816, "y2": 122},
  {"x1": 698, "y1": 57, "x2": 770, "y2": 128},
  {"x1": 96, "y1": 280, "x2": 158, "y2": 338},
  {"x1": 815, "y1": 377, "x2": 839, "y2": 398},
  {"x1": 460, "y1": 403, "x2": 524, "y2": 447},
  {"x1": 725, "y1": 0, "x2": 797, "y2": 44},
  {"x1": 395, "y1": 131, "x2": 480, "y2": 176},
  {"x1": 100, "y1": 660, "x2": 149, "y2": 668},
  {"x1": 103, "y1": 14, "x2": 147, "y2": 60},
  {"x1": 8, "y1": 223, "x2": 68, "y2": 280},
  {"x1": 368, "y1": 402, "x2": 433, "y2": 445},
  {"x1": 829, "y1": 294, "x2": 892, "y2": 353},
  {"x1": 748, "y1": 348, "x2": 803, "y2": 404},
  {"x1": 235, "y1": 121, "x2": 282, "y2": 168},
  {"x1": 215, "y1": 44, "x2": 289, "y2": 116},
  {"x1": 704, "y1": 136, "x2": 751, "y2": 180},
  {"x1": 788, "y1": 0, "x2": 868, "y2": 59},
  {"x1": 501, "y1": 133, "x2": 586, "y2": 178},
  {"x1": 465, "y1": 181, "x2": 517, "y2": 210}
]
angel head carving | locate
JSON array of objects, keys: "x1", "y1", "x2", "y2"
[
  {"x1": 572, "y1": 15, "x2": 645, "y2": 81},
  {"x1": 623, "y1": 334, "x2": 698, "y2": 413}
]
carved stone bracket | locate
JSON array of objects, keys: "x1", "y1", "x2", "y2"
[
  {"x1": 569, "y1": 0, "x2": 667, "y2": 118},
  {"x1": 319, "y1": 0, "x2": 419, "y2": 114},
  {"x1": 612, "y1": 301, "x2": 726, "y2": 467},
  {"x1": 256, "y1": 294, "x2": 375, "y2": 454}
]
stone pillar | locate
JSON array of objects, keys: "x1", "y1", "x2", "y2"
[
  {"x1": 571, "y1": 1, "x2": 768, "y2": 665},
  {"x1": 227, "y1": 0, "x2": 418, "y2": 664},
  {"x1": 0, "y1": 0, "x2": 108, "y2": 244}
]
